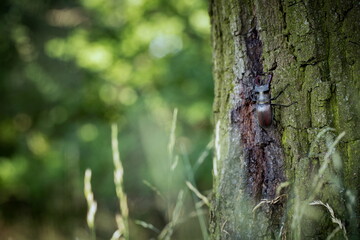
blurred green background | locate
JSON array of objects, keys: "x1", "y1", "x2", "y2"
[{"x1": 0, "y1": 0, "x2": 213, "y2": 239}]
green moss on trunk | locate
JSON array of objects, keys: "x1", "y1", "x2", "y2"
[{"x1": 210, "y1": 0, "x2": 360, "y2": 238}]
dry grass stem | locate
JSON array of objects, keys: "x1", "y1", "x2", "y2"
[
  {"x1": 193, "y1": 140, "x2": 213, "y2": 172},
  {"x1": 134, "y1": 220, "x2": 160, "y2": 233},
  {"x1": 84, "y1": 169, "x2": 97, "y2": 240},
  {"x1": 110, "y1": 230, "x2": 121, "y2": 240},
  {"x1": 111, "y1": 123, "x2": 129, "y2": 240},
  {"x1": 186, "y1": 181, "x2": 210, "y2": 207},
  {"x1": 143, "y1": 180, "x2": 165, "y2": 200},
  {"x1": 158, "y1": 190, "x2": 184, "y2": 240},
  {"x1": 291, "y1": 130, "x2": 347, "y2": 239},
  {"x1": 252, "y1": 194, "x2": 286, "y2": 213},
  {"x1": 168, "y1": 108, "x2": 178, "y2": 161},
  {"x1": 309, "y1": 200, "x2": 348, "y2": 240}
]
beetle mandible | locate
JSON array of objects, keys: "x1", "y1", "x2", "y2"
[{"x1": 252, "y1": 73, "x2": 296, "y2": 128}]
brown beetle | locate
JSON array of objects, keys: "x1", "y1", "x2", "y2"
[{"x1": 252, "y1": 73, "x2": 296, "y2": 127}]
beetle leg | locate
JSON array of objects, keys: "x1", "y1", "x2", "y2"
[
  {"x1": 255, "y1": 75, "x2": 261, "y2": 85},
  {"x1": 251, "y1": 105, "x2": 256, "y2": 112},
  {"x1": 266, "y1": 72, "x2": 273, "y2": 84},
  {"x1": 249, "y1": 93, "x2": 257, "y2": 102},
  {"x1": 271, "y1": 101, "x2": 298, "y2": 107},
  {"x1": 271, "y1": 84, "x2": 290, "y2": 100}
]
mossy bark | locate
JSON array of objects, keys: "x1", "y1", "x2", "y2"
[{"x1": 209, "y1": 0, "x2": 360, "y2": 239}]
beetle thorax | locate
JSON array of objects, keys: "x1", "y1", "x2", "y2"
[{"x1": 257, "y1": 92, "x2": 270, "y2": 104}]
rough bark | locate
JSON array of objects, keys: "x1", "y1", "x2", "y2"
[{"x1": 209, "y1": 0, "x2": 360, "y2": 239}]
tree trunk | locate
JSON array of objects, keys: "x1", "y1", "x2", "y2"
[{"x1": 209, "y1": 0, "x2": 360, "y2": 239}]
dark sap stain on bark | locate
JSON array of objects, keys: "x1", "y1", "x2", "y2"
[
  {"x1": 245, "y1": 28, "x2": 263, "y2": 77},
  {"x1": 236, "y1": 27, "x2": 286, "y2": 201}
]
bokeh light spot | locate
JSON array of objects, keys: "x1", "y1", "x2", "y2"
[
  {"x1": 118, "y1": 87, "x2": 137, "y2": 105},
  {"x1": 27, "y1": 132, "x2": 50, "y2": 156},
  {"x1": 103, "y1": 60, "x2": 132, "y2": 83},
  {"x1": 99, "y1": 84, "x2": 118, "y2": 104},
  {"x1": 186, "y1": 101, "x2": 209, "y2": 124},
  {"x1": 77, "y1": 44, "x2": 113, "y2": 71},
  {"x1": 46, "y1": 8, "x2": 88, "y2": 27},
  {"x1": 149, "y1": 34, "x2": 183, "y2": 58},
  {"x1": 11, "y1": 25, "x2": 37, "y2": 62},
  {"x1": 189, "y1": 10, "x2": 210, "y2": 35},
  {"x1": 45, "y1": 38, "x2": 68, "y2": 60},
  {"x1": 78, "y1": 124, "x2": 99, "y2": 142},
  {"x1": 0, "y1": 157, "x2": 28, "y2": 186}
]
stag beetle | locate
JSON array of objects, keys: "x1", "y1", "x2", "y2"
[{"x1": 252, "y1": 73, "x2": 296, "y2": 128}]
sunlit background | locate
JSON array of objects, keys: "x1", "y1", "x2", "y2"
[{"x1": 0, "y1": 0, "x2": 213, "y2": 239}]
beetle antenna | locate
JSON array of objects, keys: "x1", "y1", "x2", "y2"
[
  {"x1": 255, "y1": 75, "x2": 261, "y2": 85},
  {"x1": 267, "y1": 73, "x2": 273, "y2": 84}
]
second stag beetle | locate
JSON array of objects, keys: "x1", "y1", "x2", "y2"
[{"x1": 252, "y1": 73, "x2": 296, "y2": 128}]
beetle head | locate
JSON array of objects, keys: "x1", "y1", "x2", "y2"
[
  {"x1": 254, "y1": 73, "x2": 273, "y2": 93},
  {"x1": 254, "y1": 84, "x2": 270, "y2": 93}
]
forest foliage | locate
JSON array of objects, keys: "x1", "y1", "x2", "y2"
[{"x1": 0, "y1": 0, "x2": 213, "y2": 239}]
